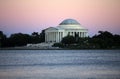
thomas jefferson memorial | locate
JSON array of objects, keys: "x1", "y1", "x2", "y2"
[{"x1": 45, "y1": 19, "x2": 88, "y2": 43}]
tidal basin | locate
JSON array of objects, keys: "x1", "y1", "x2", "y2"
[{"x1": 0, "y1": 50, "x2": 120, "y2": 79}]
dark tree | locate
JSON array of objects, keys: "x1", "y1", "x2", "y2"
[
  {"x1": 32, "y1": 32, "x2": 39, "y2": 37},
  {"x1": 0, "y1": 31, "x2": 7, "y2": 47},
  {"x1": 1, "y1": 30, "x2": 120, "y2": 49},
  {"x1": 91, "y1": 31, "x2": 118, "y2": 48},
  {"x1": 113, "y1": 35, "x2": 120, "y2": 48},
  {"x1": 61, "y1": 35, "x2": 76, "y2": 44},
  {"x1": 40, "y1": 30, "x2": 45, "y2": 42},
  {"x1": 31, "y1": 32, "x2": 41, "y2": 44},
  {"x1": 8, "y1": 33, "x2": 31, "y2": 47}
]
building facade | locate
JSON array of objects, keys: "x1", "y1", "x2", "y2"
[{"x1": 45, "y1": 19, "x2": 88, "y2": 43}]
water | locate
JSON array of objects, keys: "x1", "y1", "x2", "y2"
[{"x1": 0, "y1": 50, "x2": 120, "y2": 79}]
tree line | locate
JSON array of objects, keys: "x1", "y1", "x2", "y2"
[
  {"x1": 53, "y1": 31, "x2": 120, "y2": 49},
  {"x1": 0, "y1": 30, "x2": 120, "y2": 49},
  {"x1": 0, "y1": 30, "x2": 45, "y2": 47}
]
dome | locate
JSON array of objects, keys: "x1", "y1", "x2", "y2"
[{"x1": 59, "y1": 19, "x2": 80, "y2": 25}]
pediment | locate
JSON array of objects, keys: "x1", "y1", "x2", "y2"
[{"x1": 45, "y1": 27, "x2": 58, "y2": 31}]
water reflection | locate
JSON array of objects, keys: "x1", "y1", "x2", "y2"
[{"x1": 0, "y1": 50, "x2": 120, "y2": 79}]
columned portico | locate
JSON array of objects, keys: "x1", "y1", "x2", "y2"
[{"x1": 45, "y1": 19, "x2": 88, "y2": 43}]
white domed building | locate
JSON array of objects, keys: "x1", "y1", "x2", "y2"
[{"x1": 45, "y1": 19, "x2": 88, "y2": 43}]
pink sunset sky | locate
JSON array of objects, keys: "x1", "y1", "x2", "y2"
[{"x1": 0, "y1": 0, "x2": 120, "y2": 36}]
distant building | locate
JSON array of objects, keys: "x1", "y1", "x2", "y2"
[{"x1": 45, "y1": 19, "x2": 88, "y2": 43}]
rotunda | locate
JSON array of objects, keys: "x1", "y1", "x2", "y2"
[{"x1": 45, "y1": 19, "x2": 88, "y2": 43}]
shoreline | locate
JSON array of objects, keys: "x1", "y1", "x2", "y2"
[{"x1": 0, "y1": 47, "x2": 120, "y2": 50}]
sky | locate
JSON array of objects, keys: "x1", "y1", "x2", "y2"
[{"x1": 0, "y1": 0, "x2": 120, "y2": 36}]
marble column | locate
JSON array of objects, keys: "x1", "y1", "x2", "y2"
[
  {"x1": 71, "y1": 32, "x2": 73, "y2": 36},
  {"x1": 55, "y1": 32, "x2": 56, "y2": 42},
  {"x1": 79, "y1": 32, "x2": 80, "y2": 37},
  {"x1": 50, "y1": 32, "x2": 52, "y2": 42},
  {"x1": 73, "y1": 32, "x2": 74, "y2": 37},
  {"x1": 71, "y1": 32, "x2": 72, "y2": 36},
  {"x1": 85, "y1": 32, "x2": 86, "y2": 37},
  {"x1": 74, "y1": 32, "x2": 76, "y2": 37},
  {"x1": 60, "y1": 32, "x2": 61, "y2": 42},
  {"x1": 54, "y1": 32, "x2": 55, "y2": 42},
  {"x1": 80, "y1": 32, "x2": 81, "y2": 37},
  {"x1": 53, "y1": 32, "x2": 54, "y2": 42},
  {"x1": 55, "y1": 32, "x2": 57, "y2": 42},
  {"x1": 84, "y1": 32, "x2": 85, "y2": 37},
  {"x1": 81, "y1": 32, "x2": 83, "y2": 37},
  {"x1": 59, "y1": 32, "x2": 61, "y2": 42},
  {"x1": 70, "y1": 32, "x2": 71, "y2": 36},
  {"x1": 59, "y1": 32, "x2": 60, "y2": 42},
  {"x1": 47, "y1": 32, "x2": 50, "y2": 42},
  {"x1": 45, "y1": 33, "x2": 47, "y2": 42},
  {"x1": 50, "y1": 32, "x2": 51, "y2": 42},
  {"x1": 83, "y1": 32, "x2": 84, "y2": 37},
  {"x1": 57, "y1": 32, "x2": 59, "y2": 42},
  {"x1": 47, "y1": 32, "x2": 48, "y2": 42},
  {"x1": 52, "y1": 32, "x2": 54, "y2": 42},
  {"x1": 61, "y1": 32, "x2": 63, "y2": 40},
  {"x1": 83, "y1": 32, "x2": 85, "y2": 37},
  {"x1": 49, "y1": 32, "x2": 50, "y2": 42},
  {"x1": 60, "y1": 32, "x2": 62, "y2": 42},
  {"x1": 82, "y1": 32, "x2": 84, "y2": 37}
]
